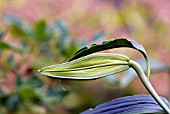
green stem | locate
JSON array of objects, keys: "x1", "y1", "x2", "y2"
[{"x1": 129, "y1": 60, "x2": 170, "y2": 114}]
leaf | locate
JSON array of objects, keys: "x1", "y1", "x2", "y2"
[
  {"x1": 4, "y1": 14, "x2": 31, "y2": 37},
  {"x1": 0, "y1": 41, "x2": 11, "y2": 49},
  {"x1": 81, "y1": 94, "x2": 170, "y2": 114},
  {"x1": 17, "y1": 85, "x2": 39, "y2": 101},
  {"x1": 0, "y1": 41, "x2": 24, "y2": 53},
  {"x1": 69, "y1": 38, "x2": 150, "y2": 78},
  {"x1": 39, "y1": 53, "x2": 130, "y2": 80},
  {"x1": 33, "y1": 20, "x2": 53, "y2": 44}
]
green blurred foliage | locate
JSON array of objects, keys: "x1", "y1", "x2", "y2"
[{"x1": 0, "y1": 14, "x2": 105, "y2": 114}]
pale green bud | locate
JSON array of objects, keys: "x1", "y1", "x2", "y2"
[{"x1": 38, "y1": 53, "x2": 130, "y2": 80}]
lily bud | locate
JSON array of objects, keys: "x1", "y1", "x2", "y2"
[{"x1": 38, "y1": 53, "x2": 130, "y2": 80}]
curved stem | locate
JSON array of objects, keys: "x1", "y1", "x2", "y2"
[{"x1": 129, "y1": 60, "x2": 170, "y2": 114}]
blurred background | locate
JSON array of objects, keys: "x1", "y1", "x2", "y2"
[{"x1": 0, "y1": 0, "x2": 170, "y2": 114}]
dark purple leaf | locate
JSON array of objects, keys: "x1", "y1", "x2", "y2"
[{"x1": 81, "y1": 94, "x2": 170, "y2": 114}]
